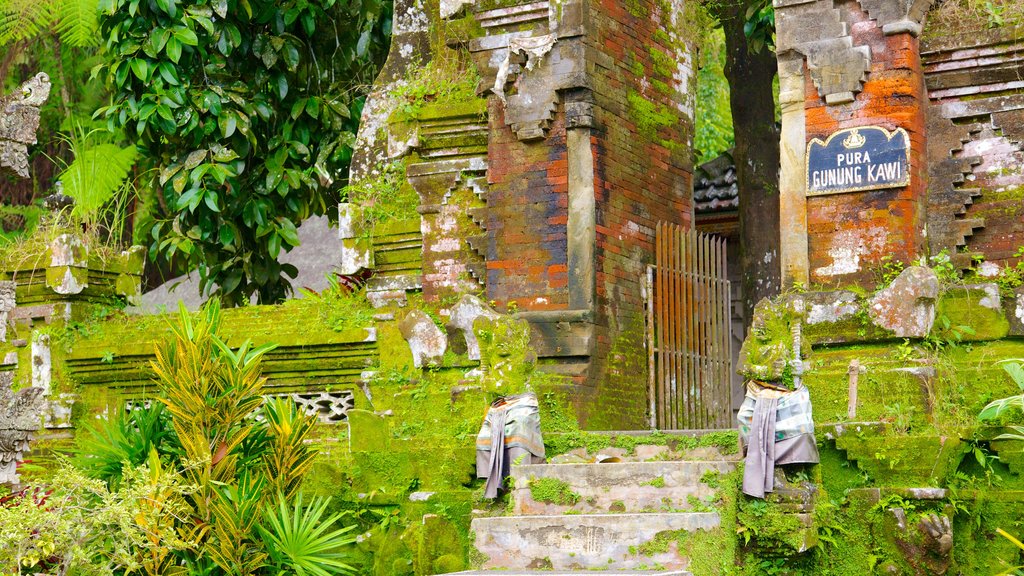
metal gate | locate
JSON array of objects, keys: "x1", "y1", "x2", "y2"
[{"x1": 645, "y1": 222, "x2": 732, "y2": 430}]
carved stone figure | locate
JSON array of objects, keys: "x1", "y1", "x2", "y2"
[
  {"x1": 0, "y1": 372, "x2": 47, "y2": 487},
  {"x1": 0, "y1": 73, "x2": 52, "y2": 179}
]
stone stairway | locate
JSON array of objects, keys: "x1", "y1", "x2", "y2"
[{"x1": 445, "y1": 449, "x2": 739, "y2": 576}]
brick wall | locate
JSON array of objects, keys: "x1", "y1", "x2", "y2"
[
  {"x1": 923, "y1": 22, "x2": 1024, "y2": 270},
  {"x1": 582, "y1": 0, "x2": 694, "y2": 428},
  {"x1": 484, "y1": 101, "x2": 571, "y2": 312},
  {"x1": 804, "y1": 0, "x2": 928, "y2": 287}
]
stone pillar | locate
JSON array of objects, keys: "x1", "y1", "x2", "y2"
[
  {"x1": 778, "y1": 54, "x2": 810, "y2": 288},
  {"x1": 774, "y1": 0, "x2": 934, "y2": 288}
]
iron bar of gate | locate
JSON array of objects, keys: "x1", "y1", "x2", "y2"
[{"x1": 646, "y1": 224, "x2": 732, "y2": 430}]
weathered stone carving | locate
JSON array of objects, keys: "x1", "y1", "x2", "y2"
[
  {"x1": 859, "y1": 0, "x2": 936, "y2": 36},
  {"x1": 0, "y1": 282, "x2": 14, "y2": 343},
  {"x1": 868, "y1": 266, "x2": 939, "y2": 337},
  {"x1": 447, "y1": 294, "x2": 501, "y2": 360},
  {"x1": 0, "y1": 372, "x2": 46, "y2": 487},
  {"x1": 0, "y1": 73, "x2": 52, "y2": 179},
  {"x1": 289, "y1": 391, "x2": 356, "y2": 423},
  {"x1": 463, "y1": 1, "x2": 588, "y2": 141},
  {"x1": 774, "y1": 0, "x2": 870, "y2": 104},
  {"x1": 888, "y1": 508, "x2": 953, "y2": 575},
  {"x1": 399, "y1": 309, "x2": 448, "y2": 368}
]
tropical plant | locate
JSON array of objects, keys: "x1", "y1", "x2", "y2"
[
  {"x1": 979, "y1": 359, "x2": 1024, "y2": 441},
  {"x1": 260, "y1": 492, "x2": 358, "y2": 576},
  {"x1": 72, "y1": 402, "x2": 180, "y2": 488},
  {"x1": 95, "y1": 0, "x2": 391, "y2": 305},
  {"x1": 0, "y1": 0, "x2": 101, "y2": 47},
  {"x1": 143, "y1": 300, "x2": 351, "y2": 575},
  {"x1": 0, "y1": 456, "x2": 192, "y2": 575},
  {"x1": 56, "y1": 125, "x2": 139, "y2": 233}
]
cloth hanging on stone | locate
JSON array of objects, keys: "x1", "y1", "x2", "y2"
[
  {"x1": 737, "y1": 382, "x2": 819, "y2": 498},
  {"x1": 475, "y1": 392, "x2": 545, "y2": 499}
]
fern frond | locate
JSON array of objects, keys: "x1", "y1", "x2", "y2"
[
  {"x1": 55, "y1": 0, "x2": 101, "y2": 47},
  {"x1": 0, "y1": 0, "x2": 58, "y2": 45},
  {"x1": 59, "y1": 142, "x2": 138, "y2": 222}
]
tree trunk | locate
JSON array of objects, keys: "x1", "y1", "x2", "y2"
[{"x1": 713, "y1": 2, "x2": 782, "y2": 326}]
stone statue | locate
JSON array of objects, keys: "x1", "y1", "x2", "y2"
[
  {"x1": 0, "y1": 72, "x2": 52, "y2": 179},
  {"x1": 0, "y1": 371, "x2": 47, "y2": 488}
]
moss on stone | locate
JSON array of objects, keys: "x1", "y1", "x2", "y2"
[
  {"x1": 529, "y1": 477, "x2": 580, "y2": 506},
  {"x1": 934, "y1": 287, "x2": 1010, "y2": 342}
]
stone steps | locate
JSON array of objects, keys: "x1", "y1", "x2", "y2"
[
  {"x1": 470, "y1": 512, "x2": 720, "y2": 571},
  {"x1": 446, "y1": 571, "x2": 692, "y2": 575},
  {"x1": 511, "y1": 460, "x2": 735, "y2": 515}
]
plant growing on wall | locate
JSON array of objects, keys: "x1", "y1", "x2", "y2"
[
  {"x1": 95, "y1": 0, "x2": 390, "y2": 305},
  {"x1": 980, "y1": 359, "x2": 1024, "y2": 442}
]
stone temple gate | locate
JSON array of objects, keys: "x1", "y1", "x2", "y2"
[
  {"x1": 330, "y1": 0, "x2": 1024, "y2": 428},
  {"x1": 339, "y1": 0, "x2": 698, "y2": 428}
]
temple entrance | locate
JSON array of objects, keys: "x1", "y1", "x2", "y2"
[{"x1": 646, "y1": 222, "x2": 733, "y2": 430}]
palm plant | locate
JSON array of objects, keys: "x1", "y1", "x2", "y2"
[
  {"x1": 260, "y1": 492, "x2": 358, "y2": 576},
  {"x1": 56, "y1": 125, "x2": 139, "y2": 235}
]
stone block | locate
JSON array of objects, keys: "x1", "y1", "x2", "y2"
[
  {"x1": 510, "y1": 460, "x2": 736, "y2": 516},
  {"x1": 399, "y1": 310, "x2": 447, "y2": 368},
  {"x1": 868, "y1": 266, "x2": 939, "y2": 337},
  {"x1": 934, "y1": 284, "x2": 1010, "y2": 341},
  {"x1": 446, "y1": 294, "x2": 501, "y2": 360},
  {"x1": 471, "y1": 512, "x2": 720, "y2": 571},
  {"x1": 1007, "y1": 287, "x2": 1024, "y2": 337}
]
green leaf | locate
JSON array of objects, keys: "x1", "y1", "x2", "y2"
[
  {"x1": 305, "y1": 97, "x2": 319, "y2": 119},
  {"x1": 356, "y1": 30, "x2": 370, "y2": 57},
  {"x1": 282, "y1": 42, "x2": 300, "y2": 71},
  {"x1": 219, "y1": 113, "x2": 237, "y2": 138},
  {"x1": 114, "y1": 61, "x2": 130, "y2": 87},
  {"x1": 204, "y1": 190, "x2": 221, "y2": 212},
  {"x1": 276, "y1": 75, "x2": 288, "y2": 99},
  {"x1": 145, "y1": 28, "x2": 170, "y2": 57},
  {"x1": 268, "y1": 233, "x2": 281, "y2": 259},
  {"x1": 219, "y1": 225, "x2": 235, "y2": 246},
  {"x1": 173, "y1": 27, "x2": 199, "y2": 46},
  {"x1": 130, "y1": 58, "x2": 149, "y2": 81},
  {"x1": 166, "y1": 37, "x2": 183, "y2": 63},
  {"x1": 290, "y1": 98, "x2": 307, "y2": 120},
  {"x1": 158, "y1": 62, "x2": 180, "y2": 85}
]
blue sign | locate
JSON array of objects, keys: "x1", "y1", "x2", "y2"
[{"x1": 806, "y1": 126, "x2": 910, "y2": 196}]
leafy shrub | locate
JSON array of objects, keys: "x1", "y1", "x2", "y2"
[{"x1": 95, "y1": 0, "x2": 391, "y2": 304}]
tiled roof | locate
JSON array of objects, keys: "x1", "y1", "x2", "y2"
[{"x1": 694, "y1": 151, "x2": 738, "y2": 214}]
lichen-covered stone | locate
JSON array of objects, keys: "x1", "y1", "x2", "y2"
[
  {"x1": 935, "y1": 284, "x2": 1010, "y2": 341},
  {"x1": 738, "y1": 297, "x2": 809, "y2": 384},
  {"x1": 398, "y1": 310, "x2": 447, "y2": 368},
  {"x1": 474, "y1": 315, "x2": 537, "y2": 393},
  {"x1": 0, "y1": 281, "x2": 14, "y2": 343},
  {"x1": 0, "y1": 73, "x2": 51, "y2": 178},
  {"x1": 1007, "y1": 286, "x2": 1024, "y2": 337},
  {"x1": 868, "y1": 266, "x2": 939, "y2": 337},
  {"x1": 446, "y1": 294, "x2": 501, "y2": 360}
]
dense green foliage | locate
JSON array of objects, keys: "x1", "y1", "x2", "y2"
[
  {"x1": 62, "y1": 301, "x2": 360, "y2": 575},
  {"x1": 95, "y1": 0, "x2": 390, "y2": 303},
  {"x1": 694, "y1": 29, "x2": 733, "y2": 165}
]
